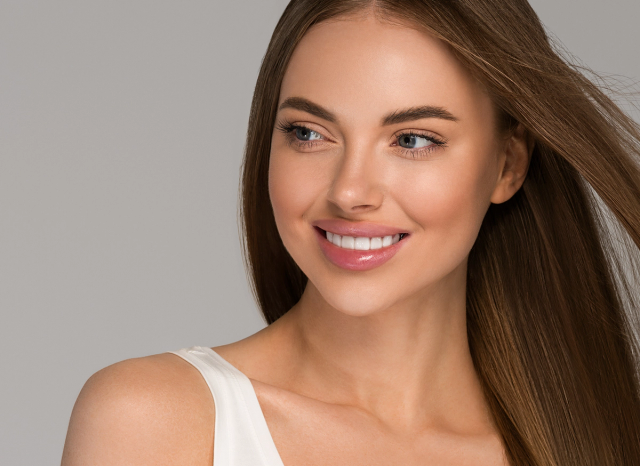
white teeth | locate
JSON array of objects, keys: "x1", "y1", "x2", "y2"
[
  {"x1": 341, "y1": 236, "x2": 355, "y2": 249},
  {"x1": 370, "y1": 237, "x2": 382, "y2": 250},
  {"x1": 354, "y1": 237, "x2": 370, "y2": 250},
  {"x1": 332, "y1": 234, "x2": 342, "y2": 247},
  {"x1": 325, "y1": 231, "x2": 402, "y2": 250}
]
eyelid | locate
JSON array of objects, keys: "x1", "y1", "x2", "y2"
[
  {"x1": 290, "y1": 124, "x2": 332, "y2": 144},
  {"x1": 275, "y1": 120, "x2": 336, "y2": 152},
  {"x1": 390, "y1": 128, "x2": 447, "y2": 143},
  {"x1": 276, "y1": 119, "x2": 448, "y2": 158},
  {"x1": 304, "y1": 125, "x2": 329, "y2": 140},
  {"x1": 390, "y1": 128, "x2": 448, "y2": 160},
  {"x1": 277, "y1": 116, "x2": 337, "y2": 141}
]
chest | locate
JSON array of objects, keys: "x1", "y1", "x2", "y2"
[{"x1": 253, "y1": 383, "x2": 507, "y2": 466}]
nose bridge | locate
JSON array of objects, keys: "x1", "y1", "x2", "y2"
[{"x1": 328, "y1": 138, "x2": 384, "y2": 212}]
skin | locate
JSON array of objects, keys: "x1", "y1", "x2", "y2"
[{"x1": 62, "y1": 12, "x2": 532, "y2": 466}]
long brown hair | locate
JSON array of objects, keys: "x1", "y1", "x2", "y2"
[{"x1": 239, "y1": 1, "x2": 640, "y2": 464}]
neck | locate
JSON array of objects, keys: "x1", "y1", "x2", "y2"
[{"x1": 268, "y1": 263, "x2": 495, "y2": 435}]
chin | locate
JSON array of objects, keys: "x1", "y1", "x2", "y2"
[{"x1": 316, "y1": 284, "x2": 399, "y2": 318}]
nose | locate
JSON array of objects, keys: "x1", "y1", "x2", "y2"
[{"x1": 326, "y1": 141, "x2": 385, "y2": 214}]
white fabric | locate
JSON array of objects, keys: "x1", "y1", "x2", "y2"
[{"x1": 169, "y1": 346, "x2": 286, "y2": 466}]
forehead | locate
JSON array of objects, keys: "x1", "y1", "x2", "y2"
[{"x1": 279, "y1": 15, "x2": 492, "y2": 126}]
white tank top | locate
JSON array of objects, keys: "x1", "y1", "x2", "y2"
[{"x1": 169, "y1": 346, "x2": 286, "y2": 466}]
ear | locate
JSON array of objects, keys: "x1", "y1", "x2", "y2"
[{"x1": 490, "y1": 123, "x2": 534, "y2": 204}]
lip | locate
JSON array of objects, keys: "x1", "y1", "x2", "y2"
[
  {"x1": 312, "y1": 219, "x2": 409, "y2": 237},
  {"x1": 314, "y1": 226, "x2": 409, "y2": 271}
]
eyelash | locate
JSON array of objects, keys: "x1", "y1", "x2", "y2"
[
  {"x1": 276, "y1": 121, "x2": 325, "y2": 150},
  {"x1": 275, "y1": 120, "x2": 447, "y2": 159}
]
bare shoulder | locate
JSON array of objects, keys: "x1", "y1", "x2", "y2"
[{"x1": 61, "y1": 352, "x2": 215, "y2": 466}]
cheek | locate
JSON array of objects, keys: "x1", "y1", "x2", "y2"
[
  {"x1": 411, "y1": 166, "x2": 490, "y2": 226},
  {"x1": 268, "y1": 147, "x2": 326, "y2": 242},
  {"x1": 397, "y1": 153, "x2": 495, "y2": 271}
]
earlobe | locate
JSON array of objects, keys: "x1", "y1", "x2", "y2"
[{"x1": 490, "y1": 123, "x2": 534, "y2": 204}]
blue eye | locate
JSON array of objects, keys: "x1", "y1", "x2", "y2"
[
  {"x1": 398, "y1": 134, "x2": 434, "y2": 149},
  {"x1": 295, "y1": 127, "x2": 323, "y2": 141}
]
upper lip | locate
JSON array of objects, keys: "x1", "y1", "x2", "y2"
[{"x1": 312, "y1": 219, "x2": 410, "y2": 237}]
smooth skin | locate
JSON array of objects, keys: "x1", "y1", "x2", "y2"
[{"x1": 62, "y1": 12, "x2": 532, "y2": 466}]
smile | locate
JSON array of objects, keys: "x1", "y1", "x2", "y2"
[
  {"x1": 324, "y1": 230, "x2": 406, "y2": 250},
  {"x1": 314, "y1": 227, "x2": 409, "y2": 271}
]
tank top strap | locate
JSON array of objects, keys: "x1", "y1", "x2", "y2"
[{"x1": 169, "y1": 346, "x2": 285, "y2": 466}]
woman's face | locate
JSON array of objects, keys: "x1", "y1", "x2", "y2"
[{"x1": 269, "y1": 15, "x2": 514, "y2": 316}]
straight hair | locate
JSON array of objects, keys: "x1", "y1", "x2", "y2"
[{"x1": 239, "y1": 1, "x2": 640, "y2": 464}]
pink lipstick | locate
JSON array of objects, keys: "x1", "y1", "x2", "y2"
[{"x1": 312, "y1": 221, "x2": 410, "y2": 271}]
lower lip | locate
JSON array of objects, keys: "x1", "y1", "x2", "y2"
[{"x1": 314, "y1": 227, "x2": 408, "y2": 272}]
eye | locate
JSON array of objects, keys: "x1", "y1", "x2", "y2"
[
  {"x1": 391, "y1": 131, "x2": 447, "y2": 159},
  {"x1": 397, "y1": 134, "x2": 434, "y2": 149},
  {"x1": 295, "y1": 127, "x2": 324, "y2": 141}
]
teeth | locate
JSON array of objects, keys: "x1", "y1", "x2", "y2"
[
  {"x1": 332, "y1": 233, "x2": 341, "y2": 247},
  {"x1": 342, "y1": 236, "x2": 355, "y2": 249},
  {"x1": 370, "y1": 237, "x2": 382, "y2": 249},
  {"x1": 354, "y1": 237, "x2": 369, "y2": 250},
  {"x1": 325, "y1": 231, "x2": 402, "y2": 250}
]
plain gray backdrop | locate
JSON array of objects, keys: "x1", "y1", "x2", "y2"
[{"x1": 1, "y1": 1, "x2": 638, "y2": 464}]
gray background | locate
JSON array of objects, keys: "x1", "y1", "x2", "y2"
[{"x1": 1, "y1": 1, "x2": 638, "y2": 464}]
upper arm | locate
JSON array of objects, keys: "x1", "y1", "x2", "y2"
[{"x1": 61, "y1": 353, "x2": 215, "y2": 466}]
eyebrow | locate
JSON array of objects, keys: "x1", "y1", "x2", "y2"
[
  {"x1": 278, "y1": 97, "x2": 337, "y2": 123},
  {"x1": 382, "y1": 106, "x2": 459, "y2": 125},
  {"x1": 278, "y1": 96, "x2": 459, "y2": 126}
]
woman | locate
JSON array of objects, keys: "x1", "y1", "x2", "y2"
[{"x1": 61, "y1": 0, "x2": 640, "y2": 465}]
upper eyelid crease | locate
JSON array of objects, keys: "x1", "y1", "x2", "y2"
[
  {"x1": 277, "y1": 120, "x2": 333, "y2": 141},
  {"x1": 278, "y1": 97, "x2": 459, "y2": 126},
  {"x1": 392, "y1": 128, "x2": 444, "y2": 138}
]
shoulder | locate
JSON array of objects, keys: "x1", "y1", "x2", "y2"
[{"x1": 61, "y1": 352, "x2": 215, "y2": 466}]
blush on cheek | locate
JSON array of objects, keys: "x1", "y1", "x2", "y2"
[
  {"x1": 268, "y1": 152, "x2": 322, "y2": 254},
  {"x1": 269, "y1": 148, "x2": 335, "y2": 217},
  {"x1": 270, "y1": 163, "x2": 306, "y2": 220},
  {"x1": 434, "y1": 184, "x2": 492, "y2": 264},
  {"x1": 268, "y1": 173, "x2": 293, "y2": 242},
  {"x1": 399, "y1": 169, "x2": 490, "y2": 276}
]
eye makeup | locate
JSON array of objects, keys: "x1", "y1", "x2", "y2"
[
  {"x1": 390, "y1": 130, "x2": 447, "y2": 159},
  {"x1": 275, "y1": 120, "x2": 327, "y2": 150},
  {"x1": 274, "y1": 119, "x2": 447, "y2": 159}
]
